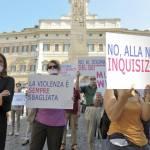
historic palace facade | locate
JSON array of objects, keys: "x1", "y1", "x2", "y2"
[{"x1": 0, "y1": 0, "x2": 150, "y2": 85}]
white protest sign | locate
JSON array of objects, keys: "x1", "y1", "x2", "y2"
[
  {"x1": 106, "y1": 32, "x2": 150, "y2": 89},
  {"x1": 78, "y1": 56, "x2": 105, "y2": 76},
  {"x1": 26, "y1": 74, "x2": 74, "y2": 109},
  {"x1": 60, "y1": 64, "x2": 77, "y2": 77},
  {"x1": 95, "y1": 66, "x2": 106, "y2": 95},
  {"x1": 12, "y1": 93, "x2": 26, "y2": 106}
]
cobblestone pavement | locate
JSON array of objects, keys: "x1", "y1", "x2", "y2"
[{"x1": 5, "y1": 114, "x2": 102, "y2": 150}]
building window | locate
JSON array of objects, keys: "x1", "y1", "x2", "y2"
[
  {"x1": 3, "y1": 47, "x2": 10, "y2": 53},
  {"x1": 21, "y1": 46, "x2": 25, "y2": 52},
  {"x1": 99, "y1": 34, "x2": 103, "y2": 37},
  {"x1": 65, "y1": 34, "x2": 69, "y2": 37},
  {"x1": 24, "y1": 36, "x2": 27, "y2": 39},
  {"x1": 63, "y1": 44, "x2": 70, "y2": 52},
  {"x1": 43, "y1": 44, "x2": 50, "y2": 51},
  {"x1": 19, "y1": 65, "x2": 26, "y2": 72},
  {"x1": 42, "y1": 64, "x2": 47, "y2": 71},
  {"x1": 12, "y1": 46, "x2": 19, "y2": 53},
  {"x1": 89, "y1": 33, "x2": 93, "y2": 37},
  {"x1": 88, "y1": 44, "x2": 94, "y2": 52},
  {"x1": 31, "y1": 45, "x2": 37, "y2": 52},
  {"x1": 15, "y1": 37, "x2": 18, "y2": 39},
  {"x1": 45, "y1": 34, "x2": 48, "y2": 37},
  {"x1": 30, "y1": 65, "x2": 36, "y2": 72},
  {"x1": 25, "y1": 46, "x2": 29, "y2": 52},
  {"x1": 99, "y1": 44, "x2": 103, "y2": 52},
  {"x1": 55, "y1": 44, "x2": 59, "y2": 52},
  {"x1": 10, "y1": 65, "x2": 16, "y2": 72},
  {"x1": 21, "y1": 46, "x2": 29, "y2": 52},
  {"x1": 56, "y1": 34, "x2": 59, "y2": 37}
]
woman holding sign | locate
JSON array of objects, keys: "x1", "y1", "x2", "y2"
[
  {"x1": 103, "y1": 88, "x2": 150, "y2": 150},
  {"x1": 30, "y1": 60, "x2": 66, "y2": 150},
  {"x1": 0, "y1": 53, "x2": 15, "y2": 150}
]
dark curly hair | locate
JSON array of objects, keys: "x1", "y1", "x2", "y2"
[{"x1": 0, "y1": 53, "x2": 7, "y2": 77}]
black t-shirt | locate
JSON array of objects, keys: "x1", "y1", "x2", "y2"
[{"x1": 0, "y1": 76, "x2": 15, "y2": 119}]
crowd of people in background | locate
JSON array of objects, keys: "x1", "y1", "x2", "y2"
[{"x1": 0, "y1": 52, "x2": 150, "y2": 150}]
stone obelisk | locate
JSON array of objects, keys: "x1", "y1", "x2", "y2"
[{"x1": 68, "y1": 0, "x2": 88, "y2": 61}]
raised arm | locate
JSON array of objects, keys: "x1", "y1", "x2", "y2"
[
  {"x1": 75, "y1": 71, "x2": 80, "y2": 90},
  {"x1": 104, "y1": 89, "x2": 133, "y2": 121}
]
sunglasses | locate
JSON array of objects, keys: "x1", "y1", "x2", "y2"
[
  {"x1": 90, "y1": 78, "x2": 96, "y2": 81},
  {"x1": 47, "y1": 65, "x2": 58, "y2": 69}
]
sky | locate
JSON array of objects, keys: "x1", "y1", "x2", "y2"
[{"x1": 0, "y1": 0, "x2": 150, "y2": 32}]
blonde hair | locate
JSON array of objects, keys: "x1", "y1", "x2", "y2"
[{"x1": 0, "y1": 53, "x2": 7, "y2": 77}]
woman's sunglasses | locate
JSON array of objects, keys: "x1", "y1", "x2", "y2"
[
  {"x1": 90, "y1": 78, "x2": 96, "y2": 81},
  {"x1": 47, "y1": 65, "x2": 58, "y2": 69}
]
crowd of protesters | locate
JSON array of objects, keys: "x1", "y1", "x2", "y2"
[{"x1": 0, "y1": 52, "x2": 150, "y2": 150}]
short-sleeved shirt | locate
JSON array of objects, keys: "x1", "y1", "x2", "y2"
[
  {"x1": 80, "y1": 85, "x2": 97, "y2": 105},
  {"x1": 35, "y1": 109, "x2": 66, "y2": 126}
]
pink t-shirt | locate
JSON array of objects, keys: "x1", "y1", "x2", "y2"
[{"x1": 35, "y1": 109, "x2": 66, "y2": 126}]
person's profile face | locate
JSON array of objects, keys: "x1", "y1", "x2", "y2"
[
  {"x1": 89, "y1": 77, "x2": 96, "y2": 86},
  {"x1": 16, "y1": 84, "x2": 21, "y2": 88},
  {"x1": 0, "y1": 56, "x2": 4, "y2": 73}
]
